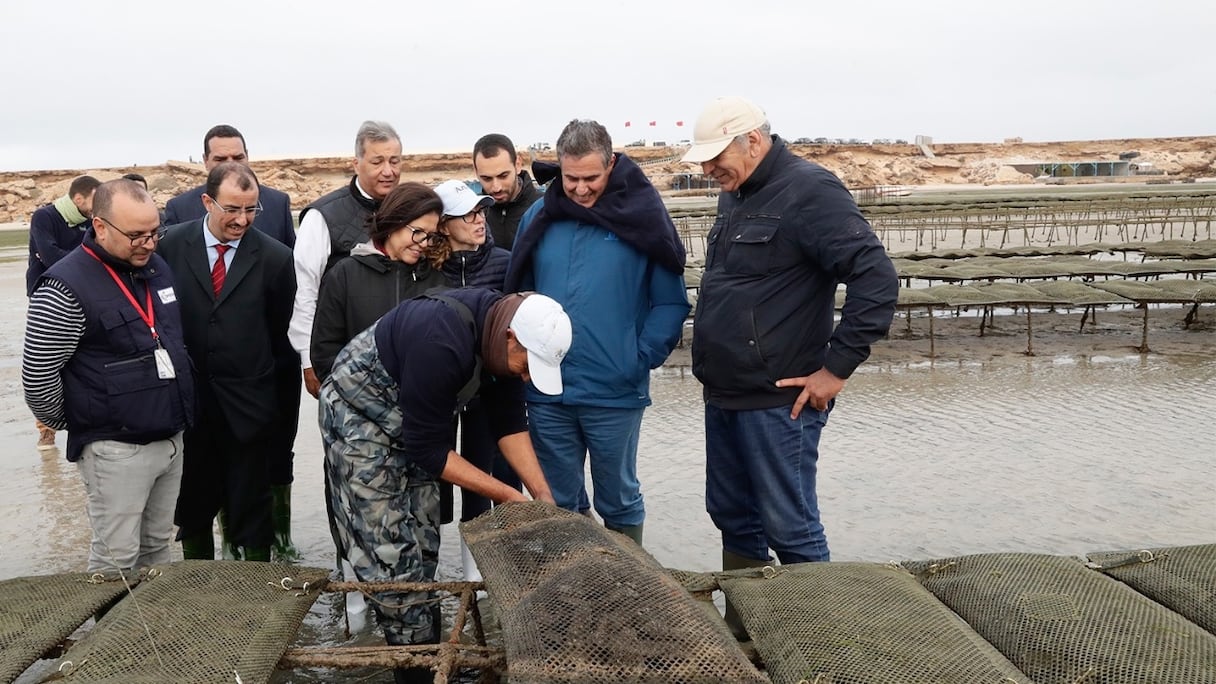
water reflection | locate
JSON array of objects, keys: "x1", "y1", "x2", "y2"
[
  {"x1": 3, "y1": 300, "x2": 1214, "y2": 682},
  {"x1": 632, "y1": 353, "x2": 1216, "y2": 571},
  {"x1": 3, "y1": 355, "x2": 1213, "y2": 575}
]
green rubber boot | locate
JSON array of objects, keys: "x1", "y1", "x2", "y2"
[
  {"x1": 181, "y1": 530, "x2": 215, "y2": 560},
  {"x1": 241, "y1": 546, "x2": 271, "y2": 562},
  {"x1": 722, "y1": 549, "x2": 771, "y2": 641},
  {"x1": 271, "y1": 484, "x2": 302, "y2": 562},
  {"x1": 606, "y1": 522, "x2": 644, "y2": 548},
  {"x1": 218, "y1": 508, "x2": 239, "y2": 560}
]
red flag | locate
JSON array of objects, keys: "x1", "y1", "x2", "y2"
[
  {"x1": 648, "y1": 121, "x2": 657, "y2": 126},
  {"x1": 624, "y1": 121, "x2": 631, "y2": 127},
  {"x1": 675, "y1": 121, "x2": 684, "y2": 127}
]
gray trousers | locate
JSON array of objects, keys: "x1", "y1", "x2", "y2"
[{"x1": 76, "y1": 432, "x2": 184, "y2": 573}]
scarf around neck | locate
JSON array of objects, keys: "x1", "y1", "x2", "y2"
[
  {"x1": 503, "y1": 153, "x2": 685, "y2": 292},
  {"x1": 53, "y1": 194, "x2": 87, "y2": 226}
]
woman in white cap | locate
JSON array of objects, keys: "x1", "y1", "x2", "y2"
[
  {"x1": 320, "y1": 288, "x2": 568, "y2": 684},
  {"x1": 429, "y1": 179, "x2": 516, "y2": 585}
]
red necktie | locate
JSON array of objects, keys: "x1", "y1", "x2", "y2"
[{"x1": 211, "y1": 244, "x2": 230, "y2": 297}]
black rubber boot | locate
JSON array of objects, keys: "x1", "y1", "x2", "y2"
[
  {"x1": 180, "y1": 531, "x2": 215, "y2": 560},
  {"x1": 392, "y1": 666, "x2": 431, "y2": 684},
  {"x1": 722, "y1": 549, "x2": 770, "y2": 641},
  {"x1": 271, "y1": 484, "x2": 301, "y2": 562}
]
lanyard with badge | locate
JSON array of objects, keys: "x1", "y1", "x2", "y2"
[{"x1": 81, "y1": 245, "x2": 177, "y2": 380}]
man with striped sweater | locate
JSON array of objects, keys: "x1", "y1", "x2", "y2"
[{"x1": 22, "y1": 178, "x2": 195, "y2": 574}]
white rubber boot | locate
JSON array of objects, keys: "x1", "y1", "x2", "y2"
[
  {"x1": 342, "y1": 557, "x2": 367, "y2": 630},
  {"x1": 460, "y1": 538, "x2": 482, "y2": 583},
  {"x1": 461, "y1": 537, "x2": 486, "y2": 599}
]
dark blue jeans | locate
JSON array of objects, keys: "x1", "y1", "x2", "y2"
[
  {"x1": 705, "y1": 402, "x2": 832, "y2": 563},
  {"x1": 528, "y1": 403, "x2": 645, "y2": 528}
]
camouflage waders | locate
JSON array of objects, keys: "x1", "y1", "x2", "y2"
[{"x1": 319, "y1": 325, "x2": 441, "y2": 644}]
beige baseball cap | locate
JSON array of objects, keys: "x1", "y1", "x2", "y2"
[{"x1": 681, "y1": 96, "x2": 768, "y2": 163}]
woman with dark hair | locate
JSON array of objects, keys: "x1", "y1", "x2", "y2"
[
  {"x1": 310, "y1": 182, "x2": 447, "y2": 382},
  {"x1": 430, "y1": 180, "x2": 515, "y2": 585}
]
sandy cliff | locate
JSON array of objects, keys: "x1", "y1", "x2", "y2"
[{"x1": 1, "y1": 136, "x2": 1213, "y2": 223}]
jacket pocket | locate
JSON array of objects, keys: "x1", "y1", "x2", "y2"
[
  {"x1": 723, "y1": 214, "x2": 781, "y2": 275},
  {"x1": 102, "y1": 355, "x2": 173, "y2": 435},
  {"x1": 104, "y1": 356, "x2": 162, "y2": 396},
  {"x1": 99, "y1": 309, "x2": 154, "y2": 358}
]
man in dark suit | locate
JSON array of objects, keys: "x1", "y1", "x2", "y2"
[
  {"x1": 164, "y1": 124, "x2": 295, "y2": 247},
  {"x1": 159, "y1": 162, "x2": 296, "y2": 561},
  {"x1": 165, "y1": 124, "x2": 303, "y2": 560}
]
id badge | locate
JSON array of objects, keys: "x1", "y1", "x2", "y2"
[{"x1": 154, "y1": 348, "x2": 176, "y2": 379}]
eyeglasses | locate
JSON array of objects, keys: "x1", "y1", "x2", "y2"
[
  {"x1": 407, "y1": 226, "x2": 445, "y2": 246},
  {"x1": 207, "y1": 197, "x2": 263, "y2": 218},
  {"x1": 449, "y1": 208, "x2": 486, "y2": 224},
  {"x1": 97, "y1": 216, "x2": 167, "y2": 247}
]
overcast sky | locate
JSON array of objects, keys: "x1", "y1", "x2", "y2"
[{"x1": 1, "y1": 0, "x2": 1212, "y2": 172}]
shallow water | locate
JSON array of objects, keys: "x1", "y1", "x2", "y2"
[{"x1": 1, "y1": 253, "x2": 1214, "y2": 681}]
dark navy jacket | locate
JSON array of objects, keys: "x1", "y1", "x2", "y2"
[
  {"x1": 26, "y1": 203, "x2": 89, "y2": 296},
  {"x1": 45, "y1": 234, "x2": 195, "y2": 461},
  {"x1": 374, "y1": 288, "x2": 527, "y2": 476},
  {"x1": 440, "y1": 232, "x2": 510, "y2": 289},
  {"x1": 164, "y1": 183, "x2": 296, "y2": 249},
  {"x1": 691, "y1": 137, "x2": 898, "y2": 410}
]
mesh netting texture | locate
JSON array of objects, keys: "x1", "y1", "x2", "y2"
[
  {"x1": 1087, "y1": 544, "x2": 1216, "y2": 636},
  {"x1": 719, "y1": 562, "x2": 1031, "y2": 684},
  {"x1": 461, "y1": 501, "x2": 768, "y2": 683},
  {"x1": 904, "y1": 552, "x2": 1216, "y2": 684},
  {"x1": 51, "y1": 560, "x2": 329, "y2": 683},
  {"x1": 0, "y1": 572, "x2": 128, "y2": 682}
]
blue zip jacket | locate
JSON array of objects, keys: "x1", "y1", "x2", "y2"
[{"x1": 512, "y1": 199, "x2": 689, "y2": 407}]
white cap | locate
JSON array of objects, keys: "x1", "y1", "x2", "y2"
[
  {"x1": 510, "y1": 294, "x2": 572, "y2": 395},
  {"x1": 435, "y1": 179, "x2": 494, "y2": 217},
  {"x1": 681, "y1": 96, "x2": 768, "y2": 163}
]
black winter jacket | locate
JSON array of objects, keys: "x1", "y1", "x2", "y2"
[
  {"x1": 691, "y1": 137, "x2": 898, "y2": 410},
  {"x1": 311, "y1": 243, "x2": 446, "y2": 381},
  {"x1": 476, "y1": 171, "x2": 543, "y2": 250}
]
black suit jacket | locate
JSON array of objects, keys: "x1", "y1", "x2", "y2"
[
  {"x1": 164, "y1": 184, "x2": 296, "y2": 249},
  {"x1": 158, "y1": 219, "x2": 297, "y2": 442}
]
